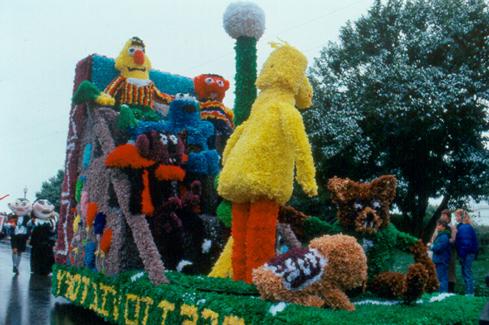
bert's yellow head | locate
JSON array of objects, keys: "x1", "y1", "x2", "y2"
[
  {"x1": 115, "y1": 37, "x2": 152, "y2": 79},
  {"x1": 256, "y1": 42, "x2": 313, "y2": 110}
]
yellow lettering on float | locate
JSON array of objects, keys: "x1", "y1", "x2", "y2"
[
  {"x1": 223, "y1": 315, "x2": 246, "y2": 325},
  {"x1": 180, "y1": 304, "x2": 198, "y2": 325},
  {"x1": 88, "y1": 281, "x2": 99, "y2": 313},
  {"x1": 56, "y1": 270, "x2": 67, "y2": 295},
  {"x1": 63, "y1": 272, "x2": 72, "y2": 298},
  {"x1": 113, "y1": 295, "x2": 120, "y2": 320},
  {"x1": 99, "y1": 284, "x2": 118, "y2": 318},
  {"x1": 139, "y1": 296, "x2": 154, "y2": 325},
  {"x1": 66, "y1": 273, "x2": 82, "y2": 301},
  {"x1": 158, "y1": 300, "x2": 175, "y2": 324},
  {"x1": 201, "y1": 308, "x2": 219, "y2": 325},
  {"x1": 124, "y1": 293, "x2": 141, "y2": 325},
  {"x1": 79, "y1": 276, "x2": 91, "y2": 304}
]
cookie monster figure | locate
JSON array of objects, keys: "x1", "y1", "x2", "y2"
[{"x1": 137, "y1": 94, "x2": 220, "y2": 176}]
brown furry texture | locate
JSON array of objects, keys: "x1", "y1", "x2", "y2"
[
  {"x1": 327, "y1": 175, "x2": 396, "y2": 234},
  {"x1": 362, "y1": 241, "x2": 437, "y2": 303},
  {"x1": 327, "y1": 175, "x2": 439, "y2": 301},
  {"x1": 278, "y1": 205, "x2": 308, "y2": 240},
  {"x1": 253, "y1": 234, "x2": 367, "y2": 311},
  {"x1": 410, "y1": 240, "x2": 439, "y2": 292},
  {"x1": 371, "y1": 272, "x2": 406, "y2": 298},
  {"x1": 404, "y1": 263, "x2": 429, "y2": 303}
]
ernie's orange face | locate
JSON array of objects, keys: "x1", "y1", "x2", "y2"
[{"x1": 193, "y1": 74, "x2": 230, "y2": 102}]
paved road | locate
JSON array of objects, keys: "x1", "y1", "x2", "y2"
[{"x1": 0, "y1": 242, "x2": 109, "y2": 325}]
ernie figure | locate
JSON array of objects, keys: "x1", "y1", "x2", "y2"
[
  {"x1": 105, "y1": 37, "x2": 173, "y2": 129},
  {"x1": 73, "y1": 37, "x2": 173, "y2": 131},
  {"x1": 194, "y1": 74, "x2": 234, "y2": 153}
]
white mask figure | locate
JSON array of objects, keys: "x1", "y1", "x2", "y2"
[
  {"x1": 8, "y1": 198, "x2": 32, "y2": 217},
  {"x1": 31, "y1": 199, "x2": 58, "y2": 230}
]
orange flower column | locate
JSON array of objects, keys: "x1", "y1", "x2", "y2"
[
  {"x1": 231, "y1": 200, "x2": 279, "y2": 283},
  {"x1": 231, "y1": 203, "x2": 249, "y2": 281},
  {"x1": 245, "y1": 200, "x2": 279, "y2": 283}
]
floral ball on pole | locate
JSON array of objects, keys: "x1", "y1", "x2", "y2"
[
  {"x1": 209, "y1": 2, "x2": 266, "y2": 279},
  {"x1": 223, "y1": 1, "x2": 265, "y2": 126}
]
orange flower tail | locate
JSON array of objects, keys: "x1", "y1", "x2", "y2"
[
  {"x1": 155, "y1": 165, "x2": 186, "y2": 181},
  {"x1": 100, "y1": 228, "x2": 113, "y2": 253},
  {"x1": 105, "y1": 144, "x2": 154, "y2": 169},
  {"x1": 141, "y1": 170, "x2": 154, "y2": 216},
  {"x1": 86, "y1": 202, "x2": 98, "y2": 228}
]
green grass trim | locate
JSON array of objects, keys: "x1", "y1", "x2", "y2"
[{"x1": 52, "y1": 264, "x2": 487, "y2": 324}]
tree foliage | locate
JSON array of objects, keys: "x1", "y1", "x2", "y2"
[
  {"x1": 35, "y1": 169, "x2": 64, "y2": 212},
  {"x1": 303, "y1": 0, "x2": 489, "y2": 240}
]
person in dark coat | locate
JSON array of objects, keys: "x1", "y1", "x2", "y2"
[
  {"x1": 29, "y1": 199, "x2": 58, "y2": 275},
  {"x1": 455, "y1": 209, "x2": 478, "y2": 296},
  {"x1": 430, "y1": 219, "x2": 451, "y2": 293},
  {"x1": 5, "y1": 198, "x2": 32, "y2": 275},
  {"x1": 429, "y1": 209, "x2": 457, "y2": 292}
]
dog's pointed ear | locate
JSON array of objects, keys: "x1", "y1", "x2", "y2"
[
  {"x1": 135, "y1": 134, "x2": 150, "y2": 157},
  {"x1": 327, "y1": 177, "x2": 356, "y2": 203},
  {"x1": 370, "y1": 175, "x2": 397, "y2": 203}
]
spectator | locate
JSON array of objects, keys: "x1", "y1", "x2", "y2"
[
  {"x1": 455, "y1": 209, "x2": 478, "y2": 296},
  {"x1": 430, "y1": 209, "x2": 457, "y2": 292},
  {"x1": 431, "y1": 219, "x2": 452, "y2": 293}
]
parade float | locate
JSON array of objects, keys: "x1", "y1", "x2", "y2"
[{"x1": 51, "y1": 2, "x2": 487, "y2": 324}]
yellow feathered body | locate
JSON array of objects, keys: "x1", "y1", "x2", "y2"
[
  {"x1": 208, "y1": 237, "x2": 233, "y2": 278},
  {"x1": 218, "y1": 43, "x2": 317, "y2": 205}
]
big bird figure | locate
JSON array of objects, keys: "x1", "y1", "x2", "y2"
[{"x1": 217, "y1": 42, "x2": 318, "y2": 283}]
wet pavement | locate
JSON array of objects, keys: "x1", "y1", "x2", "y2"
[{"x1": 0, "y1": 242, "x2": 110, "y2": 325}]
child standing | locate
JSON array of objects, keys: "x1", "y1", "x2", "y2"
[
  {"x1": 431, "y1": 219, "x2": 451, "y2": 293},
  {"x1": 430, "y1": 210, "x2": 457, "y2": 292},
  {"x1": 5, "y1": 198, "x2": 32, "y2": 275}
]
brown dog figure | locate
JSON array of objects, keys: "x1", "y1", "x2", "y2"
[
  {"x1": 253, "y1": 234, "x2": 367, "y2": 311},
  {"x1": 305, "y1": 175, "x2": 438, "y2": 303}
]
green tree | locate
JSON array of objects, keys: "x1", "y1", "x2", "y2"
[
  {"x1": 35, "y1": 169, "x2": 64, "y2": 212},
  {"x1": 303, "y1": 0, "x2": 489, "y2": 241}
]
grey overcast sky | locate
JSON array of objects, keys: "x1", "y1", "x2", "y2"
[{"x1": 0, "y1": 0, "x2": 374, "y2": 212}]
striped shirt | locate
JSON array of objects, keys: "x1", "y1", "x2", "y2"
[
  {"x1": 200, "y1": 100, "x2": 234, "y2": 132},
  {"x1": 104, "y1": 76, "x2": 172, "y2": 108}
]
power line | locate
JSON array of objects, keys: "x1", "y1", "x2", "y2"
[
  {"x1": 188, "y1": 0, "x2": 366, "y2": 70},
  {"x1": 3, "y1": 2, "x2": 367, "y2": 146},
  {"x1": 273, "y1": 0, "x2": 365, "y2": 36}
]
